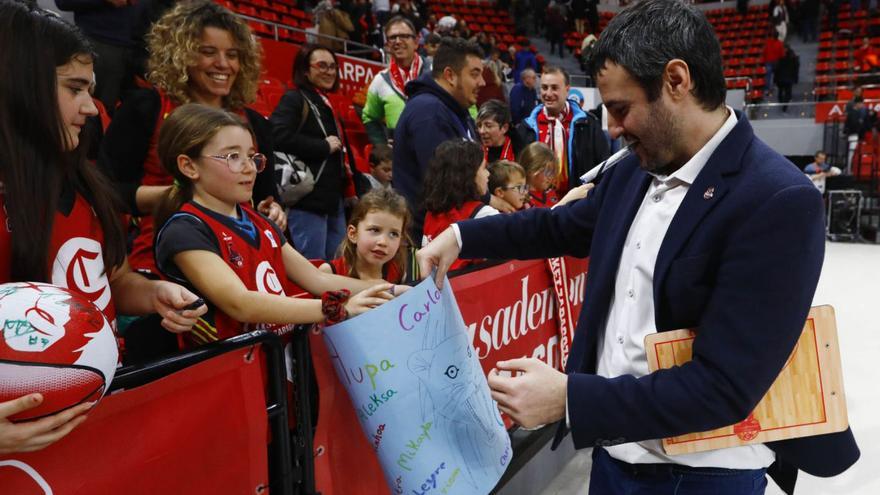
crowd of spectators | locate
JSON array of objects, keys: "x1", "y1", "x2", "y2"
[
  {"x1": 0, "y1": 0, "x2": 621, "y2": 457},
  {"x1": 1, "y1": 0, "x2": 618, "y2": 362}
]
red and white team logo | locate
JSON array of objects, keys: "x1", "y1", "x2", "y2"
[
  {"x1": 0, "y1": 460, "x2": 52, "y2": 495},
  {"x1": 51, "y1": 237, "x2": 110, "y2": 312},
  {"x1": 255, "y1": 261, "x2": 285, "y2": 296}
]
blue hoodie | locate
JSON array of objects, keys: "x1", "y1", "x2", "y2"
[{"x1": 392, "y1": 73, "x2": 478, "y2": 215}]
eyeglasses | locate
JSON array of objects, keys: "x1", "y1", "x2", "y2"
[
  {"x1": 310, "y1": 62, "x2": 338, "y2": 72},
  {"x1": 503, "y1": 184, "x2": 529, "y2": 194},
  {"x1": 387, "y1": 33, "x2": 416, "y2": 42},
  {"x1": 202, "y1": 152, "x2": 267, "y2": 173},
  {"x1": 533, "y1": 167, "x2": 557, "y2": 179}
]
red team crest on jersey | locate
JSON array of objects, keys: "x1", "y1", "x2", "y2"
[{"x1": 256, "y1": 261, "x2": 285, "y2": 296}]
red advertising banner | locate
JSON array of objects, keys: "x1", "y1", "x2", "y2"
[
  {"x1": 0, "y1": 348, "x2": 270, "y2": 495},
  {"x1": 452, "y1": 258, "x2": 589, "y2": 378},
  {"x1": 815, "y1": 99, "x2": 880, "y2": 122}
]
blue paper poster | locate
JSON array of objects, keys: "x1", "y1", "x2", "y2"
[{"x1": 322, "y1": 276, "x2": 512, "y2": 495}]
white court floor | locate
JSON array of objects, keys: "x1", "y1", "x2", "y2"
[{"x1": 540, "y1": 241, "x2": 880, "y2": 495}]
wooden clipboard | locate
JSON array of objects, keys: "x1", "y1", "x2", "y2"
[{"x1": 644, "y1": 305, "x2": 849, "y2": 455}]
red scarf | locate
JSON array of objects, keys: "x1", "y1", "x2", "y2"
[
  {"x1": 536, "y1": 103, "x2": 573, "y2": 191},
  {"x1": 315, "y1": 89, "x2": 352, "y2": 173},
  {"x1": 388, "y1": 56, "x2": 422, "y2": 98},
  {"x1": 483, "y1": 136, "x2": 515, "y2": 162}
]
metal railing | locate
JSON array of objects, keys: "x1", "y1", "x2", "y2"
[
  {"x1": 814, "y1": 72, "x2": 880, "y2": 100},
  {"x1": 743, "y1": 100, "x2": 818, "y2": 119},
  {"x1": 237, "y1": 13, "x2": 385, "y2": 61},
  {"x1": 570, "y1": 74, "x2": 594, "y2": 87}
]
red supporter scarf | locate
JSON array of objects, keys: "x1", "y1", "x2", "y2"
[
  {"x1": 536, "y1": 103, "x2": 573, "y2": 190},
  {"x1": 483, "y1": 136, "x2": 515, "y2": 162},
  {"x1": 388, "y1": 56, "x2": 422, "y2": 98}
]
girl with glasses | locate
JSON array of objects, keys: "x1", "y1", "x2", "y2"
[{"x1": 154, "y1": 104, "x2": 399, "y2": 349}]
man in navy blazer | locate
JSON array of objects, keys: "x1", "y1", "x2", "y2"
[{"x1": 418, "y1": 1, "x2": 858, "y2": 493}]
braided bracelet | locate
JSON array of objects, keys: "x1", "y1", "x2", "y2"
[{"x1": 322, "y1": 289, "x2": 351, "y2": 325}]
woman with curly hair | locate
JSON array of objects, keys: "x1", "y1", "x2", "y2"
[{"x1": 98, "y1": 0, "x2": 284, "y2": 278}]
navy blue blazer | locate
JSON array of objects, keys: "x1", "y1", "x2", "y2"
[{"x1": 457, "y1": 114, "x2": 859, "y2": 488}]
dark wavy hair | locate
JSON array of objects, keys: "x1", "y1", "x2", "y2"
[
  {"x1": 292, "y1": 43, "x2": 340, "y2": 92},
  {"x1": 590, "y1": 0, "x2": 726, "y2": 110},
  {"x1": 0, "y1": 1, "x2": 125, "y2": 281},
  {"x1": 421, "y1": 140, "x2": 484, "y2": 212}
]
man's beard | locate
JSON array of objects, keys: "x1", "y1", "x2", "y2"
[{"x1": 637, "y1": 99, "x2": 680, "y2": 175}]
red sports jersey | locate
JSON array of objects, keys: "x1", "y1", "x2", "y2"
[
  {"x1": 127, "y1": 89, "x2": 179, "y2": 276},
  {"x1": 325, "y1": 256, "x2": 403, "y2": 283},
  {"x1": 422, "y1": 200, "x2": 485, "y2": 271},
  {"x1": 0, "y1": 191, "x2": 118, "y2": 329},
  {"x1": 529, "y1": 187, "x2": 560, "y2": 208},
  {"x1": 170, "y1": 202, "x2": 295, "y2": 348}
]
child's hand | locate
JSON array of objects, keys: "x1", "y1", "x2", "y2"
[
  {"x1": 257, "y1": 196, "x2": 287, "y2": 231},
  {"x1": 151, "y1": 281, "x2": 208, "y2": 333},
  {"x1": 555, "y1": 183, "x2": 594, "y2": 208},
  {"x1": 0, "y1": 394, "x2": 92, "y2": 454},
  {"x1": 345, "y1": 283, "x2": 395, "y2": 317},
  {"x1": 389, "y1": 284, "x2": 412, "y2": 297}
]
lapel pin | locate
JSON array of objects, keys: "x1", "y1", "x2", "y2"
[{"x1": 703, "y1": 187, "x2": 715, "y2": 200}]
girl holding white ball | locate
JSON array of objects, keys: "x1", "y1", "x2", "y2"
[{"x1": 0, "y1": 1, "x2": 206, "y2": 454}]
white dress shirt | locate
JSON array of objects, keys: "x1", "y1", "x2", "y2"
[
  {"x1": 597, "y1": 108, "x2": 775, "y2": 469},
  {"x1": 450, "y1": 108, "x2": 773, "y2": 468}
]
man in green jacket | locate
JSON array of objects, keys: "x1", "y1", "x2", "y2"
[{"x1": 361, "y1": 16, "x2": 428, "y2": 145}]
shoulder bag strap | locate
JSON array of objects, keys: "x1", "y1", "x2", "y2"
[{"x1": 301, "y1": 93, "x2": 330, "y2": 181}]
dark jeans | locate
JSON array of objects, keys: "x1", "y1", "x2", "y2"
[
  {"x1": 764, "y1": 63, "x2": 776, "y2": 93},
  {"x1": 288, "y1": 199, "x2": 346, "y2": 260},
  {"x1": 589, "y1": 447, "x2": 768, "y2": 495},
  {"x1": 777, "y1": 82, "x2": 793, "y2": 111},
  {"x1": 549, "y1": 35, "x2": 564, "y2": 56}
]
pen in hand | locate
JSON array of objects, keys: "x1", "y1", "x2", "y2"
[{"x1": 179, "y1": 298, "x2": 205, "y2": 312}]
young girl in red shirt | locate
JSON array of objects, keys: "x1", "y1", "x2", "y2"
[
  {"x1": 320, "y1": 188, "x2": 411, "y2": 283},
  {"x1": 152, "y1": 104, "x2": 399, "y2": 348},
  {"x1": 421, "y1": 140, "x2": 499, "y2": 271}
]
